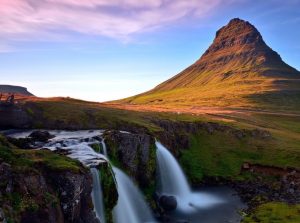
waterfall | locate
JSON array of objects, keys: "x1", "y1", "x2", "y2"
[
  {"x1": 156, "y1": 141, "x2": 224, "y2": 213},
  {"x1": 156, "y1": 141, "x2": 191, "y2": 197},
  {"x1": 101, "y1": 139, "x2": 108, "y2": 157},
  {"x1": 112, "y1": 167, "x2": 157, "y2": 223},
  {"x1": 9, "y1": 130, "x2": 156, "y2": 222},
  {"x1": 91, "y1": 168, "x2": 106, "y2": 223}
]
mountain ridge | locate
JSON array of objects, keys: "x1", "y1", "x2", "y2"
[{"x1": 0, "y1": 85, "x2": 34, "y2": 96}]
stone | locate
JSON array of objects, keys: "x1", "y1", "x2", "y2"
[
  {"x1": 159, "y1": 195, "x2": 177, "y2": 211},
  {"x1": 29, "y1": 130, "x2": 54, "y2": 142}
]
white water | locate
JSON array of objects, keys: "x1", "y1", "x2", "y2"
[
  {"x1": 101, "y1": 139, "x2": 108, "y2": 157},
  {"x1": 112, "y1": 167, "x2": 157, "y2": 223},
  {"x1": 156, "y1": 141, "x2": 190, "y2": 197},
  {"x1": 156, "y1": 141, "x2": 224, "y2": 213},
  {"x1": 9, "y1": 130, "x2": 156, "y2": 223},
  {"x1": 91, "y1": 168, "x2": 106, "y2": 223}
]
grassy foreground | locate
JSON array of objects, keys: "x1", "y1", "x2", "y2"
[
  {"x1": 9, "y1": 97, "x2": 300, "y2": 222},
  {"x1": 242, "y1": 202, "x2": 300, "y2": 223}
]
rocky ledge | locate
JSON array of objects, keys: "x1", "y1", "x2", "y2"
[
  {"x1": 103, "y1": 130, "x2": 156, "y2": 189},
  {"x1": 0, "y1": 135, "x2": 99, "y2": 223}
]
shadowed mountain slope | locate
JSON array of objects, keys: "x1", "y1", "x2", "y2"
[{"x1": 119, "y1": 18, "x2": 300, "y2": 110}]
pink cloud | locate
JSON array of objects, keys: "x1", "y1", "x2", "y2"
[{"x1": 0, "y1": 0, "x2": 232, "y2": 41}]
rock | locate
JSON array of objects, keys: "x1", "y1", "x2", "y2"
[
  {"x1": 104, "y1": 130, "x2": 156, "y2": 188},
  {"x1": 159, "y1": 195, "x2": 177, "y2": 211},
  {"x1": 0, "y1": 208, "x2": 5, "y2": 222},
  {"x1": 7, "y1": 137, "x2": 33, "y2": 149},
  {"x1": 242, "y1": 162, "x2": 250, "y2": 170},
  {"x1": 29, "y1": 130, "x2": 54, "y2": 142},
  {"x1": 0, "y1": 160, "x2": 99, "y2": 223}
]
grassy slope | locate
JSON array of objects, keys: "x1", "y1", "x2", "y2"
[
  {"x1": 12, "y1": 97, "x2": 300, "y2": 222},
  {"x1": 23, "y1": 98, "x2": 300, "y2": 175},
  {"x1": 119, "y1": 77, "x2": 300, "y2": 111}
]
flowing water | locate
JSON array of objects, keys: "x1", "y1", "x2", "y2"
[
  {"x1": 8, "y1": 130, "x2": 245, "y2": 223},
  {"x1": 91, "y1": 168, "x2": 106, "y2": 223},
  {"x1": 9, "y1": 130, "x2": 156, "y2": 223},
  {"x1": 101, "y1": 139, "x2": 108, "y2": 157},
  {"x1": 112, "y1": 167, "x2": 157, "y2": 223},
  {"x1": 156, "y1": 141, "x2": 246, "y2": 222}
]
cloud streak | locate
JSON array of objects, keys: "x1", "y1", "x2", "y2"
[{"x1": 0, "y1": 0, "x2": 231, "y2": 42}]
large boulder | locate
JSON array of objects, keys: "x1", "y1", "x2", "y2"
[
  {"x1": 158, "y1": 195, "x2": 177, "y2": 211},
  {"x1": 29, "y1": 130, "x2": 54, "y2": 142}
]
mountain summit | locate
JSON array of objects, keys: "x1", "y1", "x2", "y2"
[
  {"x1": 120, "y1": 18, "x2": 300, "y2": 110},
  {"x1": 154, "y1": 18, "x2": 299, "y2": 92}
]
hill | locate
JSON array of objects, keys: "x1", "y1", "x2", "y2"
[
  {"x1": 0, "y1": 85, "x2": 34, "y2": 96},
  {"x1": 118, "y1": 18, "x2": 300, "y2": 111}
]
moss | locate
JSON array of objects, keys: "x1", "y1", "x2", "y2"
[
  {"x1": 0, "y1": 135, "x2": 85, "y2": 222},
  {"x1": 242, "y1": 202, "x2": 300, "y2": 223},
  {"x1": 99, "y1": 163, "x2": 118, "y2": 223},
  {"x1": 90, "y1": 143, "x2": 102, "y2": 153},
  {"x1": 0, "y1": 136, "x2": 82, "y2": 173},
  {"x1": 142, "y1": 141, "x2": 156, "y2": 207}
]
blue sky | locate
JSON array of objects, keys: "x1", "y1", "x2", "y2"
[{"x1": 0, "y1": 0, "x2": 299, "y2": 102}]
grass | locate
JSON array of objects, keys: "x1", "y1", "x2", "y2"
[
  {"x1": 0, "y1": 135, "x2": 82, "y2": 173},
  {"x1": 242, "y1": 202, "x2": 300, "y2": 223},
  {"x1": 119, "y1": 75, "x2": 300, "y2": 111},
  {"x1": 19, "y1": 98, "x2": 300, "y2": 177},
  {"x1": 179, "y1": 129, "x2": 300, "y2": 184}
]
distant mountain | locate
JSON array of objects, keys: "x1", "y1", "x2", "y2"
[
  {"x1": 120, "y1": 18, "x2": 300, "y2": 110},
  {"x1": 0, "y1": 85, "x2": 34, "y2": 96}
]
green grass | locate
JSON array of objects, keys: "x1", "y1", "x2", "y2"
[
  {"x1": 179, "y1": 130, "x2": 300, "y2": 184},
  {"x1": 242, "y1": 202, "x2": 300, "y2": 223},
  {"x1": 21, "y1": 98, "x2": 300, "y2": 177},
  {"x1": 0, "y1": 135, "x2": 82, "y2": 173}
]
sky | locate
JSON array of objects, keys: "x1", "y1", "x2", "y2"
[{"x1": 0, "y1": 0, "x2": 300, "y2": 102}]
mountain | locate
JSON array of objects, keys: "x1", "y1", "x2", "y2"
[
  {"x1": 0, "y1": 85, "x2": 34, "y2": 96},
  {"x1": 119, "y1": 18, "x2": 300, "y2": 110}
]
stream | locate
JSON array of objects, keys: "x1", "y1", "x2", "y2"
[{"x1": 8, "y1": 130, "x2": 246, "y2": 223}]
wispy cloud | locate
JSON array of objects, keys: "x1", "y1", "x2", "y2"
[{"x1": 0, "y1": 0, "x2": 232, "y2": 42}]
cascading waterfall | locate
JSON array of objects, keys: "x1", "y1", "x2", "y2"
[
  {"x1": 156, "y1": 141, "x2": 224, "y2": 213},
  {"x1": 101, "y1": 139, "x2": 108, "y2": 157},
  {"x1": 97, "y1": 136, "x2": 156, "y2": 223},
  {"x1": 91, "y1": 168, "x2": 106, "y2": 223},
  {"x1": 112, "y1": 167, "x2": 157, "y2": 223},
  {"x1": 156, "y1": 141, "x2": 190, "y2": 197}
]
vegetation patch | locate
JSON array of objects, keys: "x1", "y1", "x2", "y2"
[
  {"x1": 179, "y1": 130, "x2": 299, "y2": 185},
  {"x1": 99, "y1": 163, "x2": 118, "y2": 223},
  {"x1": 242, "y1": 202, "x2": 300, "y2": 223}
]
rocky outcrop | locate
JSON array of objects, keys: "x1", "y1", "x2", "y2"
[
  {"x1": 0, "y1": 161, "x2": 98, "y2": 223},
  {"x1": 7, "y1": 130, "x2": 55, "y2": 149},
  {"x1": 103, "y1": 130, "x2": 156, "y2": 189},
  {"x1": 28, "y1": 130, "x2": 54, "y2": 142},
  {"x1": 233, "y1": 164, "x2": 300, "y2": 207},
  {"x1": 0, "y1": 105, "x2": 32, "y2": 129}
]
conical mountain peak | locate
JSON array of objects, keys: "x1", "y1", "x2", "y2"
[
  {"x1": 121, "y1": 18, "x2": 300, "y2": 109},
  {"x1": 203, "y1": 18, "x2": 264, "y2": 56}
]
